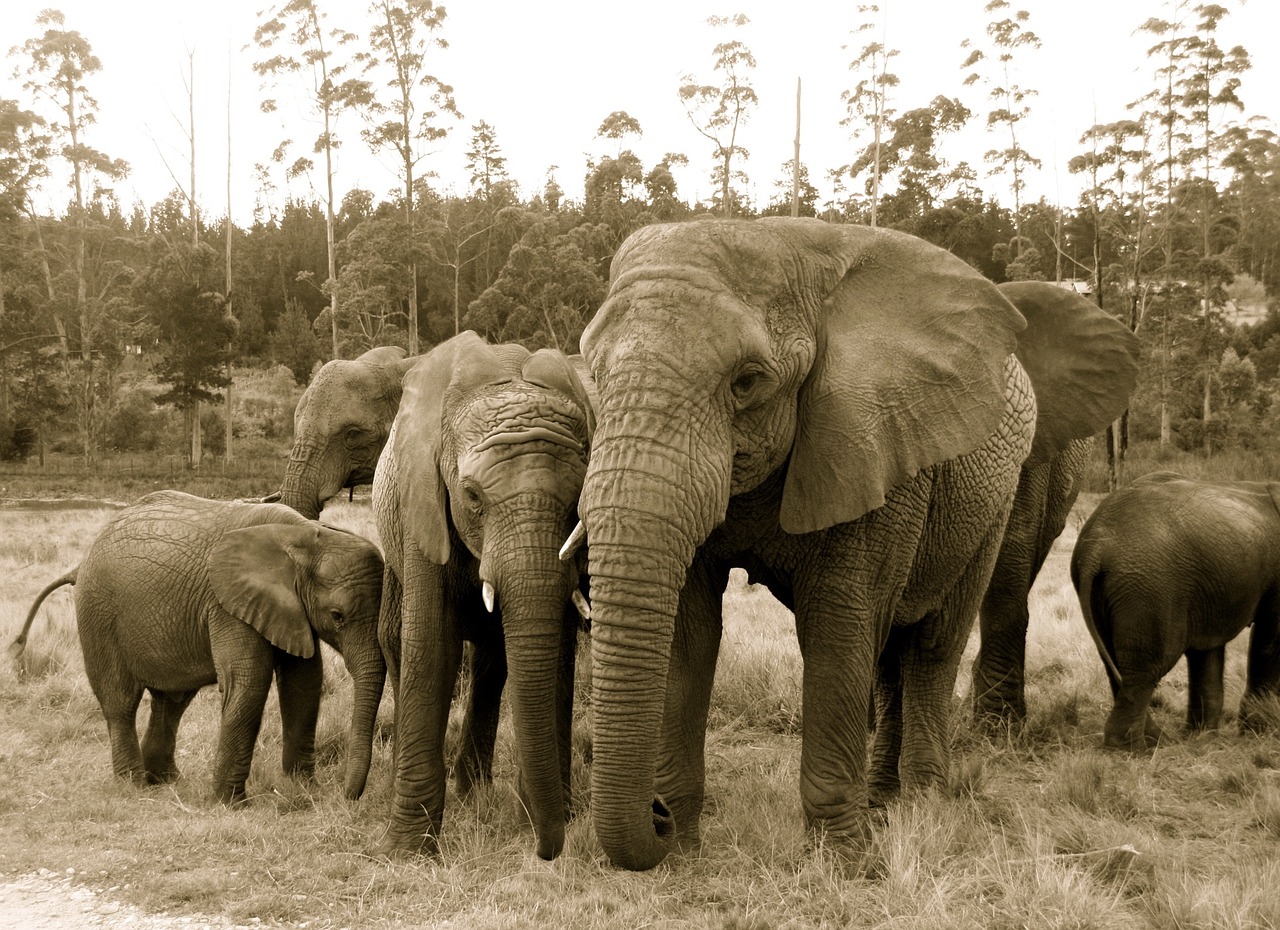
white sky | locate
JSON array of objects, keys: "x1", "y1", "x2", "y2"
[{"x1": 5, "y1": 0, "x2": 1278, "y2": 225}]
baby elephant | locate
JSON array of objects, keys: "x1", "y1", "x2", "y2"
[
  {"x1": 13, "y1": 491, "x2": 386, "y2": 802},
  {"x1": 1071, "y1": 472, "x2": 1280, "y2": 750}
]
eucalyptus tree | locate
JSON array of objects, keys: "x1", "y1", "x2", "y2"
[
  {"x1": 679, "y1": 14, "x2": 758, "y2": 216},
  {"x1": 840, "y1": 4, "x2": 899, "y2": 226},
  {"x1": 960, "y1": 0, "x2": 1041, "y2": 255},
  {"x1": 13, "y1": 9, "x2": 129, "y2": 464},
  {"x1": 356, "y1": 0, "x2": 458, "y2": 354},
  {"x1": 254, "y1": 0, "x2": 371, "y2": 359}
]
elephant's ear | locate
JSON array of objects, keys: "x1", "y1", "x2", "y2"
[
  {"x1": 208, "y1": 524, "x2": 316, "y2": 658},
  {"x1": 357, "y1": 345, "x2": 409, "y2": 367},
  {"x1": 522, "y1": 349, "x2": 596, "y2": 445},
  {"x1": 397, "y1": 331, "x2": 506, "y2": 565},
  {"x1": 779, "y1": 221, "x2": 1026, "y2": 534},
  {"x1": 1000, "y1": 282, "x2": 1140, "y2": 466}
]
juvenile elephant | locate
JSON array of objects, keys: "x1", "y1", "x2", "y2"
[
  {"x1": 277, "y1": 345, "x2": 419, "y2": 519},
  {"x1": 372, "y1": 331, "x2": 593, "y2": 862},
  {"x1": 12, "y1": 491, "x2": 386, "y2": 803},
  {"x1": 1071, "y1": 472, "x2": 1280, "y2": 750},
  {"x1": 567, "y1": 217, "x2": 1130, "y2": 870},
  {"x1": 970, "y1": 281, "x2": 1140, "y2": 724}
]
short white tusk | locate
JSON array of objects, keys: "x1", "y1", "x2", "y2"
[
  {"x1": 482, "y1": 581, "x2": 496, "y2": 614},
  {"x1": 559, "y1": 520, "x2": 586, "y2": 562},
  {"x1": 572, "y1": 589, "x2": 592, "y2": 621}
]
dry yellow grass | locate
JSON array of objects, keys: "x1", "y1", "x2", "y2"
[{"x1": 3, "y1": 491, "x2": 1280, "y2": 929}]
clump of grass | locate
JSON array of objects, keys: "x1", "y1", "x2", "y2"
[
  {"x1": 1043, "y1": 750, "x2": 1143, "y2": 817},
  {"x1": 1251, "y1": 783, "x2": 1280, "y2": 838},
  {"x1": 1051, "y1": 818, "x2": 1156, "y2": 897},
  {"x1": 1217, "y1": 762, "x2": 1261, "y2": 796}
]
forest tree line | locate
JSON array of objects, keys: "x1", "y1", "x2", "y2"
[{"x1": 1, "y1": 0, "x2": 1277, "y2": 468}]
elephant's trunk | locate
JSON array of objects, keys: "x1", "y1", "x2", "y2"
[
  {"x1": 580, "y1": 389, "x2": 728, "y2": 871},
  {"x1": 487, "y1": 520, "x2": 579, "y2": 861},
  {"x1": 339, "y1": 638, "x2": 387, "y2": 800},
  {"x1": 277, "y1": 438, "x2": 340, "y2": 521}
]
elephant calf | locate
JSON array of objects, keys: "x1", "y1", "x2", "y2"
[
  {"x1": 1071, "y1": 472, "x2": 1280, "y2": 750},
  {"x1": 12, "y1": 491, "x2": 387, "y2": 803}
]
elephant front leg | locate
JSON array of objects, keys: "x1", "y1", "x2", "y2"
[
  {"x1": 868, "y1": 634, "x2": 904, "y2": 806},
  {"x1": 454, "y1": 632, "x2": 507, "y2": 799},
  {"x1": 654, "y1": 554, "x2": 726, "y2": 852},
  {"x1": 277, "y1": 650, "x2": 325, "y2": 779},
  {"x1": 141, "y1": 689, "x2": 198, "y2": 783},
  {"x1": 373, "y1": 561, "x2": 462, "y2": 858},
  {"x1": 211, "y1": 658, "x2": 275, "y2": 803},
  {"x1": 1242, "y1": 608, "x2": 1280, "y2": 732}
]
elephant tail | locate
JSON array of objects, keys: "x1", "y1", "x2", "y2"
[
  {"x1": 9, "y1": 568, "x2": 78, "y2": 661},
  {"x1": 1070, "y1": 549, "x2": 1123, "y2": 688}
]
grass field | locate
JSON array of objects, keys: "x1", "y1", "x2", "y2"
[{"x1": 2, "y1": 483, "x2": 1280, "y2": 929}]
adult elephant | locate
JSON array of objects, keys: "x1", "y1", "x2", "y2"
[
  {"x1": 11, "y1": 491, "x2": 386, "y2": 803},
  {"x1": 277, "y1": 345, "x2": 418, "y2": 519},
  {"x1": 372, "y1": 331, "x2": 593, "y2": 862},
  {"x1": 1072, "y1": 472, "x2": 1280, "y2": 750},
  {"x1": 970, "y1": 281, "x2": 1140, "y2": 724},
  {"x1": 569, "y1": 217, "x2": 1130, "y2": 871}
]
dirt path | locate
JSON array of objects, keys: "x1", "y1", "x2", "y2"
[{"x1": 0, "y1": 872, "x2": 263, "y2": 930}]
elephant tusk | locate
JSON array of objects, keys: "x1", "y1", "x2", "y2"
[
  {"x1": 571, "y1": 589, "x2": 592, "y2": 621},
  {"x1": 482, "y1": 581, "x2": 496, "y2": 614},
  {"x1": 559, "y1": 520, "x2": 586, "y2": 562}
]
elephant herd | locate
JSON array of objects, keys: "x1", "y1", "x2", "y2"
[{"x1": 11, "y1": 217, "x2": 1280, "y2": 872}]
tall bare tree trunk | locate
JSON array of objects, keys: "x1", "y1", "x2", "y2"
[{"x1": 791, "y1": 78, "x2": 800, "y2": 218}]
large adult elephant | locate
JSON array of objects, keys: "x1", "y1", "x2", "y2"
[
  {"x1": 1072, "y1": 472, "x2": 1280, "y2": 750},
  {"x1": 372, "y1": 332, "x2": 593, "y2": 862},
  {"x1": 12, "y1": 492, "x2": 386, "y2": 803},
  {"x1": 569, "y1": 217, "x2": 1131, "y2": 871},
  {"x1": 277, "y1": 345, "x2": 418, "y2": 519},
  {"x1": 970, "y1": 282, "x2": 1140, "y2": 724}
]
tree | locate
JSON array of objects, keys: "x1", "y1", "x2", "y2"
[
  {"x1": 325, "y1": 214, "x2": 419, "y2": 353},
  {"x1": 840, "y1": 4, "x2": 899, "y2": 226},
  {"x1": 357, "y1": 0, "x2": 458, "y2": 355},
  {"x1": 465, "y1": 120, "x2": 511, "y2": 201},
  {"x1": 464, "y1": 218, "x2": 610, "y2": 353},
  {"x1": 679, "y1": 14, "x2": 758, "y2": 216},
  {"x1": 762, "y1": 161, "x2": 818, "y2": 217},
  {"x1": 136, "y1": 240, "x2": 236, "y2": 467},
  {"x1": 961, "y1": 0, "x2": 1041, "y2": 255},
  {"x1": 643, "y1": 153, "x2": 690, "y2": 221},
  {"x1": 271, "y1": 297, "x2": 324, "y2": 384},
  {"x1": 254, "y1": 0, "x2": 370, "y2": 359},
  {"x1": 14, "y1": 10, "x2": 130, "y2": 465}
]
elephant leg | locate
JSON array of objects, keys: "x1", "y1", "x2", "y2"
[
  {"x1": 654, "y1": 553, "x2": 727, "y2": 850},
  {"x1": 99, "y1": 684, "x2": 147, "y2": 784},
  {"x1": 1242, "y1": 606, "x2": 1280, "y2": 732},
  {"x1": 1185, "y1": 645, "x2": 1226, "y2": 731},
  {"x1": 276, "y1": 650, "x2": 325, "y2": 779},
  {"x1": 868, "y1": 631, "x2": 904, "y2": 805},
  {"x1": 378, "y1": 564, "x2": 404, "y2": 708},
  {"x1": 454, "y1": 632, "x2": 506, "y2": 799},
  {"x1": 211, "y1": 655, "x2": 275, "y2": 804},
  {"x1": 141, "y1": 689, "x2": 198, "y2": 783},
  {"x1": 374, "y1": 561, "x2": 462, "y2": 857},
  {"x1": 1104, "y1": 677, "x2": 1162, "y2": 752}
]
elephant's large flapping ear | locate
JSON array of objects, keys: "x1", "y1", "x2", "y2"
[
  {"x1": 1000, "y1": 281, "x2": 1140, "y2": 466},
  {"x1": 778, "y1": 221, "x2": 1026, "y2": 534},
  {"x1": 396, "y1": 331, "x2": 506, "y2": 565},
  {"x1": 209, "y1": 524, "x2": 317, "y2": 658},
  {"x1": 522, "y1": 349, "x2": 597, "y2": 446}
]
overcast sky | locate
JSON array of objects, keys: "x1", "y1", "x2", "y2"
[{"x1": 6, "y1": 0, "x2": 1278, "y2": 225}]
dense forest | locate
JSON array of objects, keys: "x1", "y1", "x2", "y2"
[{"x1": 1, "y1": 0, "x2": 1277, "y2": 471}]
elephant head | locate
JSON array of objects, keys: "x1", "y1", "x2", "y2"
[
  {"x1": 208, "y1": 521, "x2": 386, "y2": 799},
  {"x1": 577, "y1": 218, "x2": 1030, "y2": 869},
  {"x1": 278, "y1": 345, "x2": 418, "y2": 519},
  {"x1": 383, "y1": 331, "x2": 594, "y2": 860}
]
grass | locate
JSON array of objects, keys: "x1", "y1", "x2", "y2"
[{"x1": 4, "y1": 486, "x2": 1280, "y2": 929}]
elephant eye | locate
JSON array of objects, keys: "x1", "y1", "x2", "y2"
[
  {"x1": 329, "y1": 607, "x2": 345, "y2": 626},
  {"x1": 460, "y1": 481, "x2": 484, "y2": 511},
  {"x1": 730, "y1": 366, "x2": 770, "y2": 407},
  {"x1": 343, "y1": 426, "x2": 366, "y2": 447}
]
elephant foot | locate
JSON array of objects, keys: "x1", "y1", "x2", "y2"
[
  {"x1": 215, "y1": 783, "x2": 250, "y2": 806},
  {"x1": 369, "y1": 829, "x2": 439, "y2": 861},
  {"x1": 144, "y1": 766, "x2": 180, "y2": 785}
]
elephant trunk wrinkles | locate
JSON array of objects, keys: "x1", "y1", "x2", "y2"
[
  {"x1": 489, "y1": 520, "x2": 578, "y2": 861},
  {"x1": 582, "y1": 397, "x2": 726, "y2": 871},
  {"x1": 278, "y1": 438, "x2": 337, "y2": 521},
  {"x1": 341, "y1": 640, "x2": 387, "y2": 800}
]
